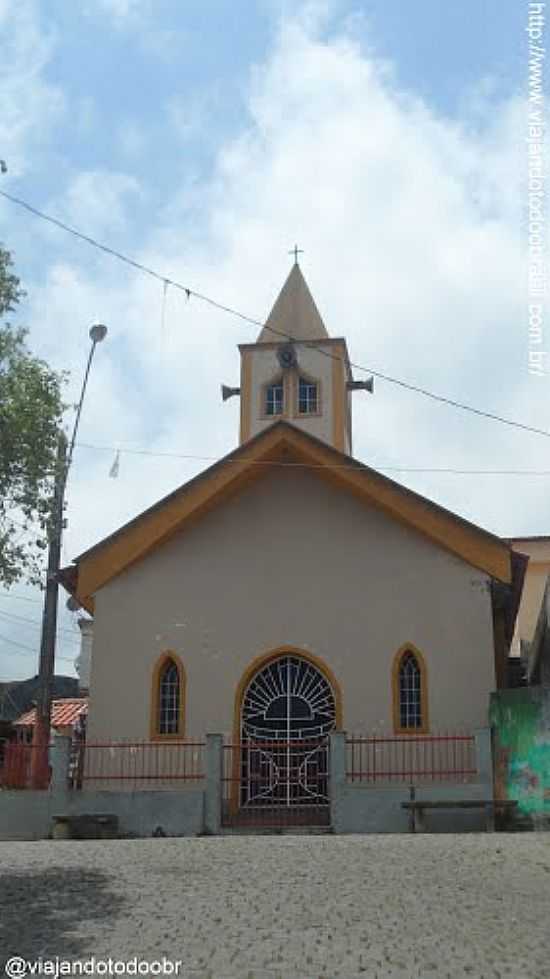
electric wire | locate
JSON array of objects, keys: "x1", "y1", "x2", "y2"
[
  {"x1": 0, "y1": 607, "x2": 80, "y2": 643},
  {"x1": 2, "y1": 187, "x2": 550, "y2": 441},
  {"x1": 0, "y1": 593, "x2": 43, "y2": 606},
  {"x1": 74, "y1": 441, "x2": 550, "y2": 476},
  {"x1": 0, "y1": 630, "x2": 74, "y2": 663}
]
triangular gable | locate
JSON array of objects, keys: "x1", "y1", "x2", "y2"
[{"x1": 63, "y1": 422, "x2": 513, "y2": 613}]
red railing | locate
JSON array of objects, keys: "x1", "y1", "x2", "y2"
[
  {"x1": 0, "y1": 741, "x2": 52, "y2": 790},
  {"x1": 76, "y1": 740, "x2": 205, "y2": 791},
  {"x1": 0, "y1": 741, "x2": 32, "y2": 789},
  {"x1": 346, "y1": 733, "x2": 477, "y2": 784}
]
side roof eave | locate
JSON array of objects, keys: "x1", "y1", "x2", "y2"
[{"x1": 60, "y1": 421, "x2": 514, "y2": 612}]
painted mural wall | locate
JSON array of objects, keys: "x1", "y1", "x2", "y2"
[{"x1": 490, "y1": 686, "x2": 550, "y2": 827}]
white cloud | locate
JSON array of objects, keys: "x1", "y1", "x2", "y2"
[
  {"x1": 75, "y1": 96, "x2": 99, "y2": 139},
  {"x1": 25, "y1": 9, "x2": 543, "y2": 538},
  {"x1": 0, "y1": 2, "x2": 65, "y2": 176},
  {"x1": 117, "y1": 119, "x2": 146, "y2": 158},
  {"x1": 0, "y1": 3, "x2": 546, "y2": 677},
  {"x1": 84, "y1": 0, "x2": 184, "y2": 58},
  {"x1": 87, "y1": 0, "x2": 149, "y2": 22},
  {"x1": 47, "y1": 169, "x2": 143, "y2": 238}
]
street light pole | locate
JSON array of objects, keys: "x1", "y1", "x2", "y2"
[
  {"x1": 32, "y1": 432, "x2": 67, "y2": 785},
  {"x1": 31, "y1": 324, "x2": 108, "y2": 787},
  {"x1": 67, "y1": 323, "x2": 107, "y2": 472}
]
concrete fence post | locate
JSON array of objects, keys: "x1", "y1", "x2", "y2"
[
  {"x1": 50, "y1": 734, "x2": 72, "y2": 795},
  {"x1": 474, "y1": 727, "x2": 494, "y2": 794},
  {"x1": 204, "y1": 733, "x2": 223, "y2": 835},
  {"x1": 330, "y1": 731, "x2": 346, "y2": 833}
]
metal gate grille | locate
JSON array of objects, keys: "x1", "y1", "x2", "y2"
[
  {"x1": 222, "y1": 655, "x2": 336, "y2": 827},
  {"x1": 222, "y1": 738, "x2": 331, "y2": 827}
]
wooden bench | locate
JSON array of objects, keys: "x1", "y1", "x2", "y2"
[{"x1": 401, "y1": 797, "x2": 518, "y2": 833}]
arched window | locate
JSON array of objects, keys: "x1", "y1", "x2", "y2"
[
  {"x1": 151, "y1": 654, "x2": 185, "y2": 738},
  {"x1": 265, "y1": 380, "x2": 284, "y2": 416},
  {"x1": 298, "y1": 376, "x2": 318, "y2": 414},
  {"x1": 392, "y1": 646, "x2": 428, "y2": 733}
]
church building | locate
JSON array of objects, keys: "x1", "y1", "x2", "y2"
[{"x1": 61, "y1": 261, "x2": 524, "y2": 789}]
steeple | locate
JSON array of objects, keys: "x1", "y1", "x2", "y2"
[
  {"x1": 256, "y1": 263, "x2": 330, "y2": 344},
  {"x1": 236, "y1": 261, "x2": 355, "y2": 454}
]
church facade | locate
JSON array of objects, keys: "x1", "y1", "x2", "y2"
[{"x1": 62, "y1": 263, "x2": 523, "y2": 766}]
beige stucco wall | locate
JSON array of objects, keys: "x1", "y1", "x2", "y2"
[
  {"x1": 510, "y1": 539, "x2": 550, "y2": 654},
  {"x1": 87, "y1": 468, "x2": 495, "y2": 741},
  {"x1": 242, "y1": 342, "x2": 350, "y2": 451}
]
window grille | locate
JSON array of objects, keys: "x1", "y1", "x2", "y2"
[
  {"x1": 242, "y1": 655, "x2": 336, "y2": 741},
  {"x1": 265, "y1": 382, "x2": 284, "y2": 416},
  {"x1": 158, "y1": 660, "x2": 180, "y2": 735},
  {"x1": 399, "y1": 651, "x2": 422, "y2": 729},
  {"x1": 298, "y1": 377, "x2": 318, "y2": 414}
]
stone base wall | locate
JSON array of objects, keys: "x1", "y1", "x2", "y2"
[
  {"x1": 0, "y1": 728, "x2": 507, "y2": 840},
  {"x1": 333, "y1": 783, "x2": 490, "y2": 834},
  {"x1": 0, "y1": 791, "x2": 55, "y2": 840},
  {"x1": 0, "y1": 787, "x2": 205, "y2": 841}
]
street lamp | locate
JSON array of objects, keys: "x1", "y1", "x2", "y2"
[
  {"x1": 31, "y1": 324, "x2": 108, "y2": 787},
  {"x1": 66, "y1": 323, "x2": 108, "y2": 471}
]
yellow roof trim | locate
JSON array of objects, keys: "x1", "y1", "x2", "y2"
[{"x1": 71, "y1": 422, "x2": 512, "y2": 607}]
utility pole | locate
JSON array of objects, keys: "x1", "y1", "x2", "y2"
[
  {"x1": 31, "y1": 323, "x2": 107, "y2": 788},
  {"x1": 31, "y1": 433, "x2": 67, "y2": 788}
]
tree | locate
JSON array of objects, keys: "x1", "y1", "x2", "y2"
[{"x1": 0, "y1": 244, "x2": 65, "y2": 586}]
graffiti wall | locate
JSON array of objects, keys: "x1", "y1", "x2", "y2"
[{"x1": 490, "y1": 686, "x2": 550, "y2": 827}]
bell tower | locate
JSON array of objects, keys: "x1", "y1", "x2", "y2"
[{"x1": 236, "y1": 261, "x2": 358, "y2": 453}]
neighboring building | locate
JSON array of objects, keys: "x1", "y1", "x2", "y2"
[
  {"x1": 61, "y1": 262, "x2": 524, "y2": 811},
  {"x1": 508, "y1": 537, "x2": 550, "y2": 657},
  {"x1": 75, "y1": 617, "x2": 93, "y2": 692},
  {"x1": 0, "y1": 683, "x2": 83, "y2": 790},
  {"x1": 13, "y1": 698, "x2": 88, "y2": 744},
  {"x1": 524, "y1": 574, "x2": 550, "y2": 686},
  {"x1": 0, "y1": 675, "x2": 79, "y2": 742}
]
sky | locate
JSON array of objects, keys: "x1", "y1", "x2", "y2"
[{"x1": 0, "y1": 0, "x2": 547, "y2": 681}]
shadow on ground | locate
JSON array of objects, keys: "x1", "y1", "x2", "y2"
[{"x1": 0, "y1": 867, "x2": 125, "y2": 965}]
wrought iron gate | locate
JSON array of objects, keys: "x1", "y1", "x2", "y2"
[{"x1": 222, "y1": 654, "x2": 336, "y2": 827}]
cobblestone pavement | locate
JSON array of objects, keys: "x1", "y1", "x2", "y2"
[{"x1": 1, "y1": 835, "x2": 549, "y2": 979}]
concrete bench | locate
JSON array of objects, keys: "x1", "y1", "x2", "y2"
[
  {"x1": 401, "y1": 799, "x2": 518, "y2": 833},
  {"x1": 52, "y1": 813, "x2": 119, "y2": 840}
]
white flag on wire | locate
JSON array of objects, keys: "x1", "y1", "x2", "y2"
[{"x1": 109, "y1": 450, "x2": 120, "y2": 479}]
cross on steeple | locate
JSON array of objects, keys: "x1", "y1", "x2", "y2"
[{"x1": 289, "y1": 244, "x2": 304, "y2": 265}]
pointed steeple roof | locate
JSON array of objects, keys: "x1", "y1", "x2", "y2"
[{"x1": 256, "y1": 263, "x2": 330, "y2": 344}]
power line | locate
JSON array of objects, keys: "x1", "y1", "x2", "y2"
[
  {"x1": 0, "y1": 593, "x2": 43, "y2": 606},
  {"x1": 2, "y1": 187, "x2": 550, "y2": 441},
  {"x1": 0, "y1": 593, "x2": 47, "y2": 608},
  {"x1": 74, "y1": 440, "x2": 550, "y2": 476},
  {"x1": 9, "y1": 440, "x2": 550, "y2": 478},
  {"x1": 0, "y1": 188, "x2": 261, "y2": 329},
  {"x1": 0, "y1": 608, "x2": 80, "y2": 643},
  {"x1": 0, "y1": 630, "x2": 74, "y2": 664}
]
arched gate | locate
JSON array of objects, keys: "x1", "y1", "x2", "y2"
[{"x1": 223, "y1": 654, "x2": 337, "y2": 826}]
